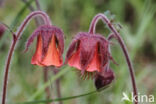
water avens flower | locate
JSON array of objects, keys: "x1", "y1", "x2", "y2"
[
  {"x1": 66, "y1": 32, "x2": 110, "y2": 74},
  {"x1": 25, "y1": 25, "x2": 64, "y2": 67},
  {"x1": 1, "y1": 11, "x2": 64, "y2": 104},
  {"x1": 88, "y1": 13, "x2": 138, "y2": 104},
  {"x1": 66, "y1": 12, "x2": 138, "y2": 104}
]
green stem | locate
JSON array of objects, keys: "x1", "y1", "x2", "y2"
[
  {"x1": 52, "y1": 68, "x2": 63, "y2": 104},
  {"x1": 22, "y1": 82, "x2": 110, "y2": 104},
  {"x1": 28, "y1": 66, "x2": 69, "y2": 100},
  {"x1": 20, "y1": 90, "x2": 97, "y2": 104}
]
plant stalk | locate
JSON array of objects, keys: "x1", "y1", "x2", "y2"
[
  {"x1": 89, "y1": 13, "x2": 138, "y2": 104},
  {"x1": 1, "y1": 11, "x2": 51, "y2": 104},
  {"x1": 2, "y1": 39, "x2": 16, "y2": 104},
  {"x1": 52, "y1": 68, "x2": 63, "y2": 104},
  {"x1": 43, "y1": 67, "x2": 51, "y2": 99}
]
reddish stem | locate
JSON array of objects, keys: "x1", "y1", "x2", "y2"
[
  {"x1": 43, "y1": 67, "x2": 51, "y2": 100},
  {"x1": 52, "y1": 68, "x2": 63, "y2": 104},
  {"x1": 1, "y1": 11, "x2": 51, "y2": 104},
  {"x1": 2, "y1": 39, "x2": 16, "y2": 104},
  {"x1": 89, "y1": 13, "x2": 138, "y2": 104}
]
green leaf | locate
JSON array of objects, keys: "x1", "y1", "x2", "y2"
[
  {"x1": 28, "y1": 66, "x2": 69, "y2": 100},
  {"x1": 10, "y1": 0, "x2": 35, "y2": 30},
  {"x1": 19, "y1": 82, "x2": 111, "y2": 104},
  {"x1": 20, "y1": 90, "x2": 97, "y2": 104}
]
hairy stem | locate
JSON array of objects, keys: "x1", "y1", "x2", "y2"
[
  {"x1": 89, "y1": 13, "x2": 138, "y2": 104},
  {"x1": 1, "y1": 11, "x2": 51, "y2": 104},
  {"x1": 34, "y1": 0, "x2": 44, "y2": 25},
  {"x1": 2, "y1": 39, "x2": 16, "y2": 104},
  {"x1": 52, "y1": 68, "x2": 63, "y2": 104},
  {"x1": 22, "y1": 0, "x2": 40, "y2": 26},
  {"x1": 16, "y1": 11, "x2": 51, "y2": 38},
  {"x1": 43, "y1": 67, "x2": 51, "y2": 99}
]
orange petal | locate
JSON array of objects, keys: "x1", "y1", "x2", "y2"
[
  {"x1": 68, "y1": 48, "x2": 81, "y2": 70},
  {"x1": 41, "y1": 34, "x2": 63, "y2": 67},
  {"x1": 87, "y1": 44, "x2": 100, "y2": 72},
  {"x1": 31, "y1": 35, "x2": 43, "y2": 66},
  {"x1": 68, "y1": 44, "x2": 100, "y2": 72}
]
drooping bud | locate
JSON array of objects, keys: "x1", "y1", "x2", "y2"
[{"x1": 94, "y1": 68, "x2": 115, "y2": 90}]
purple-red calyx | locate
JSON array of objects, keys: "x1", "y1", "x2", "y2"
[
  {"x1": 25, "y1": 25, "x2": 64, "y2": 67},
  {"x1": 94, "y1": 68, "x2": 115, "y2": 90},
  {"x1": 65, "y1": 32, "x2": 111, "y2": 74}
]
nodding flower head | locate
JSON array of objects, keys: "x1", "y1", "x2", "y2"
[
  {"x1": 25, "y1": 25, "x2": 64, "y2": 67},
  {"x1": 0, "y1": 24, "x2": 6, "y2": 39},
  {"x1": 65, "y1": 32, "x2": 110, "y2": 74},
  {"x1": 94, "y1": 68, "x2": 115, "y2": 90}
]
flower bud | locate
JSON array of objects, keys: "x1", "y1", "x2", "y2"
[{"x1": 94, "y1": 68, "x2": 115, "y2": 90}]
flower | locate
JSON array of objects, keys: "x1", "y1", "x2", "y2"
[
  {"x1": 25, "y1": 25, "x2": 64, "y2": 67},
  {"x1": 94, "y1": 68, "x2": 115, "y2": 90},
  {"x1": 65, "y1": 32, "x2": 110, "y2": 74}
]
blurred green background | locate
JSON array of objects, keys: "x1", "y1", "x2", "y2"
[{"x1": 0, "y1": 0, "x2": 156, "y2": 104}]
